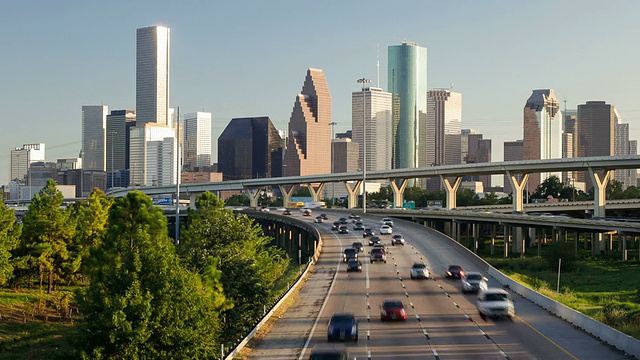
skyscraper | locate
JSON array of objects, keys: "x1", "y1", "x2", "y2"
[
  {"x1": 462, "y1": 129, "x2": 491, "y2": 188},
  {"x1": 82, "y1": 105, "x2": 108, "y2": 171},
  {"x1": 352, "y1": 86, "x2": 392, "y2": 173},
  {"x1": 388, "y1": 42, "x2": 427, "y2": 178},
  {"x1": 136, "y1": 26, "x2": 170, "y2": 126},
  {"x1": 218, "y1": 116, "x2": 282, "y2": 180},
  {"x1": 183, "y1": 112, "x2": 212, "y2": 171},
  {"x1": 563, "y1": 109, "x2": 578, "y2": 184},
  {"x1": 614, "y1": 110, "x2": 635, "y2": 188},
  {"x1": 523, "y1": 89, "x2": 562, "y2": 189},
  {"x1": 577, "y1": 101, "x2": 615, "y2": 188},
  {"x1": 283, "y1": 68, "x2": 332, "y2": 177},
  {"x1": 106, "y1": 110, "x2": 136, "y2": 188},
  {"x1": 503, "y1": 140, "x2": 524, "y2": 194},
  {"x1": 427, "y1": 89, "x2": 462, "y2": 167},
  {"x1": 10, "y1": 143, "x2": 45, "y2": 184}
]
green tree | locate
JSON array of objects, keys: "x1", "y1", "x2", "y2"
[
  {"x1": 607, "y1": 179, "x2": 624, "y2": 199},
  {"x1": 20, "y1": 179, "x2": 75, "y2": 293},
  {"x1": 532, "y1": 175, "x2": 563, "y2": 200},
  {"x1": 622, "y1": 186, "x2": 640, "y2": 199},
  {"x1": 178, "y1": 191, "x2": 289, "y2": 343},
  {"x1": 456, "y1": 188, "x2": 479, "y2": 207},
  {"x1": 0, "y1": 195, "x2": 21, "y2": 285},
  {"x1": 224, "y1": 194, "x2": 249, "y2": 206},
  {"x1": 77, "y1": 191, "x2": 222, "y2": 359}
]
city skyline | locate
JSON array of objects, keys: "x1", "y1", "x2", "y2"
[{"x1": 2, "y1": 1, "x2": 640, "y2": 186}]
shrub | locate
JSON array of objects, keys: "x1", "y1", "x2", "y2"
[{"x1": 543, "y1": 241, "x2": 577, "y2": 271}]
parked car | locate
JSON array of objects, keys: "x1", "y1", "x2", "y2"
[
  {"x1": 346, "y1": 259, "x2": 363, "y2": 272},
  {"x1": 410, "y1": 262, "x2": 430, "y2": 279},
  {"x1": 391, "y1": 234, "x2": 405, "y2": 245},
  {"x1": 353, "y1": 221, "x2": 364, "y2": 231},
  {"x1": 343, "y1": 248, "x2": 358, "y2": 262},
  {"x1": 445, "y1": 265, "x2": 465, "y2": 279},
  {"x1": 315, "y1": 216, "x2": 324, "y2": 223},
  {"x1": 351, "y1": 241, "x2": 364, "y2": 252},
  {"x1": 461, "y1": 272, "x2": 488, "y2": 293},
  {"x1": 477, "y1": 288, "x2": 515, "y2": 321},
  {"x1": 338, "y1": 225, "x2": 350, "y2": 234},
  {"x1": 368, "y1": 236, "x2": 382, "y2": 246},
  {"x1": 380, "y1": 299, "x2": 407, "y2": 321},
  {"x1": 363, "y1": 228, "x2": 375, "y2": 238},
  {"x1": 380, "y1": 225, "x2": 393, "y2": 235},
  {"x1": 370, "y1": 248, "x2": 386, "y2": 263},
  {"x1": 327, "y1": 313, "x2": 358, "y2": 342}
]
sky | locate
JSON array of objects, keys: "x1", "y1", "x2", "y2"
[{"x1": 2, "y1": 0, "x2": 640, "y2": 187}]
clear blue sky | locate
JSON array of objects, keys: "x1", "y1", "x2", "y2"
[{"x1": 2, "y1": 0, "x2": 639, "y2": 186}]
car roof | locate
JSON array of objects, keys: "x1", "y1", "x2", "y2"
[
  {"x1": 448, "y1": 264, "x2": 463, "y2": 269},
  {"x1": 330, "y1": 312, "x2": 355, "y2": 320},
  {"x1": 382, "y1": 299, "x2": 404, "y2": 307},
  {"x1": 412, "y1": 262, "x2": 426, "y2": 267}
]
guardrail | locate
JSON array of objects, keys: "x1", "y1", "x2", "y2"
[{"x1": 222, "y1": 214, "x2": 323, "y2": 359}]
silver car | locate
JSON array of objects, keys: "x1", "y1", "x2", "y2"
[
  {"x1": 410, "y1": 262, "x2": 430, "y2": 279},
  {"x1": 462, "y1": 272, "x2": 488, "y2": 293}
]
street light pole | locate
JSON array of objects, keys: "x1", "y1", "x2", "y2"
[
  {"x1": 357, "y1": 77, "x2": 371, "y2": 213},
  {"x1": 329, "y1": 121, "x2": 337, "y2": 206}
]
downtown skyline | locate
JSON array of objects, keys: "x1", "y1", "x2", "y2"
[{"x1": 2, "y1": 1, "x2": 640, "y2": 186}]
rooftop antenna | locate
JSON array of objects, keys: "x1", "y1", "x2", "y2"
[
  {"x1": 376, "y1": 44, "x2": 380, "y2": 88},
  {"x1": 450, "y1": 83, "x2": 454, "y2": 91}
]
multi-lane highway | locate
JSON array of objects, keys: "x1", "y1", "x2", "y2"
[{"x1": 249, "y1": 210, "x2": 630, "y2": 360}]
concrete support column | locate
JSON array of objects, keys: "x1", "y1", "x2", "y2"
[
  {"x1": 588, "y1": 167, "x2": 612, "y2": 218},
  {"x1": 440, "y1": 175, "x2": 462, "y2": 210},
  {"x1": 343, "y1": 181, "x2": 362, "y2": 209},
  {"x1": 466, "y1": 223, "x2": 471, "y2": 248},
  {"x1": 279, "y1": 185, "x2": 295, "y2": 208},
  {"x1": 390, "y1": 179, "x2": 409, "y2": 208},
  {"x1": 189, "y1": 192, "x2": 202, "y2": 207},
  {"x1": 247, "y1": 188, "x2": 262, "y2": 208},
  {"x1": 490, "y1": 225, "x2": 496, "y2": 255},
  {"x1": 503, "y1": 225, "x2": 510, "y2": 258},
  {"x1": 306, "y1": 183, "x2": 326, "y2": 203},
  {"x1": 623, "y1": 235, "x2": 628, "y2": 261},
  {"x1": 537, "y1": 228, "x2": 542, "y2": 257},
  {"x1": 473, "y1": 223, "x2": 479, "y2": 253},
  {"x1": 506, "y1": 171, "x2": 530, "y2": 213},
  {"x1": 456, "y1": 221, "x2": 462, "y2": 243}
]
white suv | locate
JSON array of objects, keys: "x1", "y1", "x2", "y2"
[{"x1": 476, "y1": 288, "x2": 515, "y2": 321}]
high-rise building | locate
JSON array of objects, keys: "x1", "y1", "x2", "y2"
[
  {"x1": 130, "y1": 124, "x2": 176, "y2": 186},
  {"x1": 283, "y1": 68, "x2": 332, "y2": 177},
  {"x1": 562, "y1": 109, "x2": 578, "y2": 184},
  {"x1": 523, "y1": 89, "x2": 562, "y2": 189},
  {"x1": 388, "y1": 42, "x2": 427, "y2": 179},
  {"x1": 427, "y1": 89, "x2": 462, "y2": 167},
  {"x1": 218, "y1": 116, "x2": 282, "y2": 180},
  {"x1": 106, "y1": 110, "x2": 135, "y2": 188},
  {"x1": 461, "y1": 129, "x2": 492, "y2": 188},
  {"x1": 352, "y1": 87, "x2": 392, "y2": 173},
  {"x1": 577, "y1": 101, "x2": 615, "y2": 188},
  {"x1": 332, "y1": 138, "x2": 359, "y2": 173},
  {"x1": 82, "y1": 105, "x2": 108, "y2": 171},
  {"x1": 183, "y1": 112, "x2": 212, "y2": 171},
  {"x1": 10, "y1": 143, "x2": 45, "y2": 184},
  {"x1": 136, "y1": 26, "x2": 170, "y2": 127},
  {"x1": 503, "y1": 140, "x2": 524, "y2": 194},
  {"x1": 614, "y1": 110, "x2": 636, "y2": 188}
]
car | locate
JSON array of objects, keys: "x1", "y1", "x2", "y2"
[
  {"x1": 410, "y1": 262, "x2": 430, "y2": 279},
  {"x1": 346, "y1": 259, "x2": 363, "y2": 272},
  {"x1": 260, "y1": 207, "x2": 270, "y2": 212},
  {"x1": 343, "y1": 248, "x2": 358, "y2": 262},
  {"x1": 338, "y1": 225, "x2": 350, "y2": 234},
  {"x1": 320, "y1": 213, "x2": 329, "y2": 220},
  {"x1": 351, "y1": 215, "x2": 361, "y2": 223},
  {"x1": 327, "y1": 312, "x2": 358, "y2": 342},
  {"x1": 380, "y1": 299, "x2": 407, "y2": 321},
  {"x1": 391, "y1": 234, "x2": 405, "y2": 245},
  {"x1": 380, "y1": 217, "x2": 394, "y2": 227},
  {"x1": 303, "y1": 209, "x2": 312, "y2": 216},
  {"x1": 477, "y1": 288, "x2": 515, "y2": 321},
  {"x1": 351, "y1": 241, "x2": 364, "y2": 252},
  {"x1": 362, "y1": 228, "x2": 375, "y2": 238},
  {"x1": 353, "y1": 221, "x2": 364, "y2": 231},
  {"x1": 368, "y1": 236, "x2": 382, "y2": 246},
  {"x1": 332, "y1": 221, "x2": 341, "y2": 231},
  {"x1": 315, "y1": 216, "x2": 325, "y2": 223},
  {"x1": 372, "y1": 243, "x2": 386, "y2": 252},
  {"x1": 370, "y1": 247, "x2": 386, "y2": 263},
  {"x1": 380, "y1": 225, "x2": 393, "y2": 235},
  {"x1": 309, "y1": 347, "x2": 351, "y2": 360},
  {"x1": 461, "y1": 272, "x2": 488, "y2": 293},
  {"x1": 282, "y1": 209, "x2": 292, "y2": 215},
  {"x1": 339, "y1": 217, "x2": 348, "y2": 224},
  {"x1": 348, "y1": 213, "x2": 356, "y2": 219},
  {"x1": 445, "y1": 265, "x2": 465, "y2": 279}
]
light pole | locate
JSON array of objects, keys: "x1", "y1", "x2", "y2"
[
  {"x1": 357, "y1": 77, "x2": 371, "y2": 213},
  {"x1": 329, "y1": 121, "x2": 337, "y2": 206}
]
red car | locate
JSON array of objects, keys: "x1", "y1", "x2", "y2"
[{"x1": 380, "y1": 299, "x2": 407, "y2": 321}]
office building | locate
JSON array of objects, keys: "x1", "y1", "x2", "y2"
[
  {"x1": 614, "y1": 111, "x2": 636, "y2": 188},
  {"x1": 106, "y1": 110, "x2": 136, "y2": 188},
  {"x1": 10, "y1": 143, "x2": 45, "y2": 185},
  {"x1": 283, "y1": 68, "x2": 332, "y2": 177},
  {"x1": 388, "y1": 42, "x2": 428, "y2": 182},
  {"x1": 82, "y1": 105, "x2": 108, "y2": 171},
  {"x1": 136, "y1": 26, "x2": 170, "y2": 126},
  {"x1": 563, "y1": 109, "x2": 578, "y2": 183},
  {"x1": 218, "y1": 116, "x2": 282, "y2": 180},
  {"x1": 183, "y1": 112, "x2": 212, "y2": 171},
  {"x1": 129, "y1": 123, "x2": 176, "y2": 186},
  {"x1": 523, "y1": 89, "x2": 562, "y2": 189},
  {"x1": 332, "y1": 138, "x2": 360, "y2": 173},
  {"x1": 461, "y1": 129, "x2": 492, "y2": 189},
  {"x1": 503, "y1": 140, "x2": 524, "y2": 194},
  {"x1": 577, "y1": 101, "x2": 615, "y2": 188},
  {"x1": 352, "y1": 87, "x2": 392, "y2": 173},
  {"x1": 427, "y1": 89, "x2": 462, "y2": 167}
]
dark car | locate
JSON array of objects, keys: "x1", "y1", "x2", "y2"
[
  {"x1": 380, "y1": 299, "x2": 407, "y2": 321},
  {"x1": 363, "y1": 228, "x2": 375, "y2": 238},
  {"x1": 332, "y1": 221, "x2": 341, "y2": 231},
  {"x1": 338, "y1": 225, "x2": 349, "y2": 234},
  {"x1": 368, "y1": 236, "x2": 382, "y2": 246},
  {"x1": 351, "y1": 215, "x2": 361, "y2": 223},
  {"x1": 370, "y1": 248, "x2": 386, "y2": 263},
  {"x1": 282, "y1": 209, "x2": 292, "y2": 215},
  {"x1": 351, "y1": 241, "x2": 364, "y2": 252},
  {"x1": 391, "y1": 234, "x2": 405, "y2": 246},
  {"x1": 327, "y1": 313, "x2": 358, "y2": 342},
  {"x1": 343, "y1": 248, "x2": 358, "y2": 262},
  {"x1": 445, "y1": 265, "x2": 465, "y2": 279},
  {"x1": 339, "y1": 217, "x2": 348, "y2": 224},
  {"x1": 303, "y1": 209, "x2": 312, "y2": 216},
  {"x1": 320, "y1": 213, "x2": 329, "y2": 220},
  {"x1": 348, "y1": 213, "x2": 356, "y2": 219},
  {"x1": 309, "y1": 348, "x2": 350, "y2": 360},
  {"x1": 353, "y1": 221, "x2": 364, "y2": 231},
  {"x1": 346, "y1": 259, "x2": 362, "y2": 272}
]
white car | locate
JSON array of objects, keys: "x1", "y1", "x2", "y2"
[
  {"x1": 461, "y1": 272, "x2": 488, "y2": 293},
  {"x1": 380, "y1": 225, "x2": 393, "y2": 235},
  {"x1": 410, "y1": 262, "x2": 430, "y2": 279},
  {"x1": 380, "y1": 217, "x2": 394, "y2": 227},
  {"x1": 477, "y1": 288, "x2": 515, "y2": 321}
]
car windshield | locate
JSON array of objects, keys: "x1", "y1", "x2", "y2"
[
  {"x1": 466, "y1": 274, "x2": 482, "y2": 280},
  {"x1": 371, "y1": 248, "x2": 384, "y2": 254},
  {"x1": 412, "y1": 263, "x2": 426, "y2": 269},
  {"x1": 352, "y1": 242, "x2": 362, "y2": 247},
  {"x1": 344, "y1": 248, "x2": 356, "y2": 254},
  {"x1": 330, "y1": 314, "x2": 354, "y2": 324},
  {"x1": 348, "y1": 259, "x2": 359, "y2": 265},
  {"x1": 485, "y1": 293, "x2": 509, "y2": 301},
  {"x1": 383, "y1": 300, "x2": 403, "y2": 308},
  {"x1": 310, "y1": 352, "x2": 345, "y2": 360},
  {"x1": 448, "y1": 265, "x2": 462, "y2": 271}
]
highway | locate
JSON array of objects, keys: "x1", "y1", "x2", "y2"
[{"x1": 250, "y1": 210, "x2": 630, "y2": 360}]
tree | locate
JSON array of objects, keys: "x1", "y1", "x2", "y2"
[
  {"x1": 224, "y1": 194, "x2": 249, "y2": 206},
  {"x1": 456, "y1": 188, "x2": 479, "y2": 207},
  {"x1": 0, "y1": 195, "x2": 21, "y2": 285},
  {"x1": 531, "y1": 175, "x2": 563, "y2": 200},
  {"x1": 20, "y1": 179, "x2": 75, "y2": 293},
  {"x1": 77, "y1": 191, "x2": 222, "y2": 359}
]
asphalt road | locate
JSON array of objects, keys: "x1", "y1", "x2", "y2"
[{"x1": 249, "y1": 210, "x2": 630, "y2": 360}]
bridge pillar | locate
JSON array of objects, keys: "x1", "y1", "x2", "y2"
[
  {"x1": 344, "y1": 181, "x2": 362, "y2": 209},
  {"x1": 537, "y1": 228, "x2": 542, "y2": 257},
  {"x1": 473, "y1": 223, "x2": 479, "y2": 253},
  {"x1": 306, "y1": 183, "x2": 326, "y2": 203},
  {"x1": 247, "y1": 188, "x2": 263, "y2": 208},
  {"x1": 189, "y1": 192, "x2": 203, "y2": 207},
  {"x1": 588, "y1": 167, "x2": 612, "y2": 218},
  {"x1": 512, "y1": 227, "x2": 524, "y2": 255},
  {"x1": 506, "y1": 171, "x2": 530, "y2": 213},
  {"x1": 622, "y1": 234, "x2": 627, "y2": 261},
  {"x1": 390, "y1": 179, "x2": 409, "y2": 208},
  {"x1": 490, "y1": 225, "x2": 496, "y2": 255},
  {"x1": 440, "y1": 175, "x2": 462, "y2": 210},
  {"x1": 279, "y1": 185, "x2": 295, "y2": 208}
]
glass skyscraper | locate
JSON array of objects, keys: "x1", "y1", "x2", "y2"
[
  {"x1": 388, "y1": 42, "x2": 427, "y2": 176},
  {"x1": 136, "y1": 26, "x2": 170, "y2": 126}
]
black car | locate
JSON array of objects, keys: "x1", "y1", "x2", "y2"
[
  {"x1": 339, "y1": 217, "x2": 348, "y2": 224},
  {"x1": 445, "y1": 265, "x2": 465, "y2": 279},
  {"x1": 331, "y1": 221, "x2": 341, "y2": 231},
  {"x1": 327, "y1": 313, "x2": 358, "y2": 342},
  {"x1": 351, "y1": 241, "x2": 364, "y2": 252},
  {"x1": 346, "y1": 259, "x2": 362, "y2": 272},
  {"x1": 309, "y1": 348, "x2": 350, "y2": 360},
  {"x1": 320, "y1": 213, "x2": 329, "y2": 220},
  {"x1": 370, "y1": 248, "x2": 386, "y2": 263},
  {"x1": 363, "y1": 228, "x2": 375, "y2": 238},
  {"x1": 351, "y1": 215, "x2": 361, "y2": 223},
  {"x1": 368, "y1": 236, "x2": 382, "y2": 246},
  {"x1": 343, "y1": 248, "x2": 358, "y2": 262},
  {"x1": 338, "y1": 225, "x2": 349, "y2": 234},
  {"x1": 282, "y1": 209, "x2": 292, "y2": 215}
]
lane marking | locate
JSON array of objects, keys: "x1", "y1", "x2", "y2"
[{"x1": 515, "y1": 314, "x2": 579, "y2": 360}]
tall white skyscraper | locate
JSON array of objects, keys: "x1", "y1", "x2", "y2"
[
  {"x1": 183, "y1": 112, "x2": 212, "y2": 171},
  {"x1": 136, "y1": 26, "x2": 170, "y2": 126},
  {"x1": 130, "y1": 124, "x2": 176, "y2": 186},
  {"x1": 82, "y1": 105, "x2": 108, "y2": 171},
  {"x1": 352, "y1": 87, "x2": 392, "y2": 173},
  {"x1": 10, "y1": 143, "x2": 45, "y2": 184}
]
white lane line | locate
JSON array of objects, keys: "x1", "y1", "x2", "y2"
[{"x1": 366, "y1": 263, "x2": 370, "y2": 289}]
